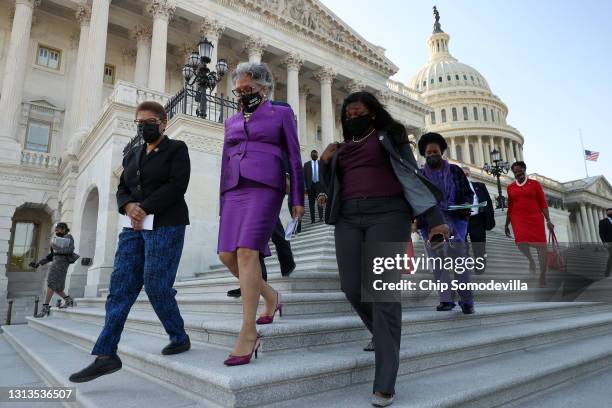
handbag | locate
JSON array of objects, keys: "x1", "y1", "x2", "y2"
[
  {"x1": 67, "y1": 252, "x2": 81, "y2": 264},
  {"x1": 546, "y1": 230, "x2": 565, "y2": 271}
]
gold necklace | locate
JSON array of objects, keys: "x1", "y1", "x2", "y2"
[{"x1": 351, "y1": 128, "x2": 375, "y2": 143}]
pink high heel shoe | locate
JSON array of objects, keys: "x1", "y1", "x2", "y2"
[
  {"x1": 256, "y1": 291, "x2": 283, "y2": 325},
  {"x1": 224, "y1": 335, "x2": 261, "y2": 366}
]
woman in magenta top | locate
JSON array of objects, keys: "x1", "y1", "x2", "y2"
[
  {"x1": 218, "y1": 62, "x2": 304, "y2": 366},
  {"x1": 505, "y1": 161, "x2": 554, "y2": 286}
]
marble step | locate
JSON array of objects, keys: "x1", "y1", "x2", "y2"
[
  {"x1": 50, "y1": 302, "x2": 612, "y2": 352},
  {"x1": 17, "y1": 307, "x2": 612, "y2": 407}
]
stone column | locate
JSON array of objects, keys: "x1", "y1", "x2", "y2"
[
  {"x1": 500, "y1": 138, "x2": 508, "y2": 162},
  {"x1": 589, "y1": 206, "x2": 600, "y2": 242},
  {"x1": 463, "y1": 136, "x2": 472, "y2": 164},
  {"x1": 449, "y1": 137, "x2": 456, "y2": 160},
  {"x1": 222, "y1": 58, "x2": 238, "y2": 100},
  {"x1": 314, "y1": 66, "x2": 337, "y2": 147},
  {"x1": 65, "y1": 4, "x2": 91, "y2": 154},
  {"x1": 131, "y1": 24, "x2": 152, "y2": 88},
  {"x1": 581, "y1": 203, "x2": 594, "y2": 242},
  {"x1": 147, "y1": 0, "x2": 175, "y2": 92},
  {"x1": 299, "y1": 85, "x2": 309, "y2": 144},
  {"x1": 488, "y1": 135, "x2": 495, "y2": 162},
  {"x1": 200, "y1": 17, "x2": 225, "y2": 94},
  {"x1": 345, "y1": 79, "x2": 366, "y2": 94},
  {"x1": 281, "y1": 52, "x2": 303, "y2": 124},
  {"x1": 0, "y1": 0, "x2": 41, "y2": 163},
  {"x1": 476, "y1": 135, "x2": 484, "y2": 166},
  {"x1": 243, "y1": 36, "x2": 266, "y2": 64},
  {"x1": 518, "y1": 144, "x2": 524, "y2": 161},
  {"x1": 76, "y1": 0, "x2": 111, "y2": 135},
  {"x1": 576, "y1": 207, "x2": 586, "y2": 242}
]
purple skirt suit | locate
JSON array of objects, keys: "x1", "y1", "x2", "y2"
[{"x1": 218, "y1": 100, "x2": 304, "y2": 257}]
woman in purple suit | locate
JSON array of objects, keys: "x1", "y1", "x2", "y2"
[{"x1": 218, "y1": 62, "x2": 305, "y2": 366}]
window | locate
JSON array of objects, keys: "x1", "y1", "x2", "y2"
[
  {"x1": 455, "y1": 145, "x2": 463, "y2": 162},
  {"x1": 441, "y1": 109, "x2": 447, "y2": 123},
  {"x1": 25, "y1": 120, "x2": 51, "y2": 152},
  {"x1": 470, "y1": 75, "x2": 474, "y2": 81},
  {"x1": 422, "y1": 80, "x2": 426, "y2": 87},
  {"x1": 36, "y1": 45, "x2": 61, "y2": 70},
  {"x1": 497, "y1": 111, "x2": 501, "y2": 122},
  {"x1": 447, "y1": 75, "x2": 451, "y2": 81},
  {"x1": 430, "y1": 78, "x2": 434, "y2": 84},
  {"x1": 430, "y1": 111, "x2": 436, "y2": 125},
  {"x1": 438, "y1": 76, "x2": 442, "y2": 82},
  {"x1": 469, "y1": 145, "x2": 475, "y2": 163},
  {"x1": 8, "y1": 222, "x2": 39, "y2": 272},
  {"x1": 104, "y1": 64, "x2": 115, "y2": 85},
  {"x1": 463, "y1": 74, "x2": 467, "y2": 80},
  {"x1": 452, "y1": 107, "x2": 458, "y2": 121},
  {"x1": 455, "y1": 74, "x2": 459, "y2": 80},
  {"x1": 491, "y1": 109, "x2": 495, "y2": 122},
  {"x1": 482, "y1": 107, "x2": 487, "y2": 121},
  {"x1": 473, "y1": 107, "x2": 479, "y2": 120},
  {"x1": 463, "y1": 106, "x2": 468, "y2": 120},
  {"x1": 316, "y1": 126, "x2": 322, "y2": 141}
]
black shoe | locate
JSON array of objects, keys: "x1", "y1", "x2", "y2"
[
  {"x1": 460, "y1": 302, "x2": 475, "y2": 314},
  {"x1": 69, "y1": 355, "x2": 122, "y2": 383},
  {"x1": 227, "y1": 288, "x2": 241, "y2": 298},
  {"x1": 436, "y1": 302, "x2": 455, "y2": 311},
  {"x1": 280, "y1": 259, "x2": 296, "y2": 277},
  {"x1": 162, "y1": 338, "x2": 191, "y2": 355},
  {"x1": 59, "y1": 296, "x2": 74, "y2": 308},
  {"x1": 363, "y1": 337, "x2": 374, "y2": 352},
  {"x1": 34, "y1": 304, "x2": 51, "y2": 318}
]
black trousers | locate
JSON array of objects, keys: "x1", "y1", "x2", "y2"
[
  {"x1": 606, "y1": 245, "x2": 612, "y2": 274},
  {"x1": 260, "y1": 218, "x2": 295, "y2": 281},
  {"x1": 334, "y1": 196, "x2": 412, "y2": 395},
  {"x1": 467, "y1": 213, "x2": 487, "y2": 261},
  {"x1": 308, "y1": 182, "x2": 323, "y2": 223}
]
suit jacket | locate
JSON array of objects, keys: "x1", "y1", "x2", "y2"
[
  {"x1": 319, "y1": 130, "x2": 444, "y2": 227},
  {"x1": 471, "y1": 181, "x2": 496, "y2": 230},
  {"x1": 303, "y1": 160, "x2": 321, "y2": 190},
  {"x1": 220, "y1": 100, "x2": 304, "y2": 207},
  {"x1": 118, "y1": 136, "x2": 190, "y2": 228},
  {"x1": 600, "y1": 218, "x2": 612, "y2": 242}
]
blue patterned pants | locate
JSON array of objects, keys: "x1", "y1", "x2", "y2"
[{"x1": 92, "y1": 225, "x2": 189, "y2": 356}]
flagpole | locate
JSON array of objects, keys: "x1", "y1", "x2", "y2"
[{"x1": 579, "y1": 128, "x2": 589, "y2": 177}]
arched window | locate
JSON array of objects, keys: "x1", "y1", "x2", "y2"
[
  {"x1": 470, "y1": 75, "x2": 474, "y2": 81},
  {"x1": 482, "y1": 107, "x2": 487, "y2": 121},
  {"x1": 473, "y1": 107, "x2": 479, "y2": 120},
  {"x1": 447, "y1": 75, "x2": 451, "y2": 81},
  {"x1": 491, "y1": 109, "x2": 495, "y2": 122},
  {"x1": 455, "y1": 145, "x2": 463, "y2": 162},
  {"x1": 430, "y1": 111, "x2": 436, "y2": 125},
  {"x1": 452, "y1": 107, "x2": 458, "y2": 121},
  {"x1": 455, "y1": 74, "x2": 459, "y2": 80},
  {"x1": 469, "y1": 144, "x2": 475, "y2": 163},
  {"x1": 438, "y1": 76, "x2": 443, "y2": 82},
  {"x1": 463, "y1": 107, "x2": 468, "y2": 120},
  {"x1": 463, "y1": 74, "x2": 467, "y2": 80},
  {"x1": 497, "y1": 111, "x2": 501, "y2": 122},
  {"x1": 441, "y1": 109, "x2": 447, "y2": 123},
  {"x1": 430, "y1": 78, "x2": 434, "y2": 84},
  {"x1": 422, "y1": 80, "x2": 426, "y2": 87}
]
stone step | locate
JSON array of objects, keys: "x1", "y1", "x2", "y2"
[
  {"x1": 263, "y1": 330, "x2": 612, "y2": 408},
  {"x1": 1, "y1": 325, "x2": 209, "y2": 408},
  {"x1": 50, "y1": 302, "x2": 612, "y2": 352},
  {"x1": 18, "y1": 306, "x2": 612, "y2": 407}
]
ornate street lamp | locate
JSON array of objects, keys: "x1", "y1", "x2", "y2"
[
  {"x1": 483, "y1": 148, "x2": 510, "y2": 210},
  {"x1": 182, "y1": 37, "x2": 228, "y2": 118}
]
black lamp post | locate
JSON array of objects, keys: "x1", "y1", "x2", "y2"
[
  {"x1": 483, "y1": 148, "x2": 510, "y2": 210},
  {"x1": 182, "y1": 37, "x2": 228, "y2": 118}
]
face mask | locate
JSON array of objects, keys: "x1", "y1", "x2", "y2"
[
  {"x1": 426, "y1": 154, "x2": 443, "y2": 168},
  {"x1": 138, "y1": 122, "x2": 162, "y2": 143},
  {"x1": 241, "y1": 92, "x2": 263, "y2": 113},
  {"x1": 55, "y1": 230, "x2": 65, "y2": 237},
  {"x1": 608, "y1": 213, "x2": 612, "y2": 219},
  {"x1": 344, "y1": 114, "x2": 372, "y2": 138}
]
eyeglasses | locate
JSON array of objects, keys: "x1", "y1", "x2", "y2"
[
  {"x1": 232, "y1": 86, "x2": 260, "y2": 97},
  {"x1": 134, "y1": 119, "x2": 162, "y2": 125}
]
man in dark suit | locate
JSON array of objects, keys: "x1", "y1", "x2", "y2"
[
  {"x1": 463, "y1": 167, "x2": 495, "y2": 274},
  {"x1": 599, "y1": 208, "x2": 612, "y2": 276},
  {"x1": 304, "y1": 150, "x2": 323, "y2": 223}
]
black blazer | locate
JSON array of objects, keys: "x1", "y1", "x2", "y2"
[
  {"x1": 471, "y1": 181, "x2": 496, "y2": 230},
  {"x1": 117, "y1": 136, "x2": 190, "y2": 228},
  {"x1": 303, "y1": 160, "x2": 321, "y2": 190},
  {"x1": 599, "y1": 218, "x2": 612, "y2": 242},
  {"x1": 319, "y1": 130, "x2": 444, "y2": 228}
]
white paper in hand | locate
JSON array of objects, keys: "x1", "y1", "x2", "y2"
[
  {"x1": 285, "y1": 218, "x2": 299, "y2": 241},
  {"x1": 121, "y1": 214, "x2": 155, "y2": 230}
]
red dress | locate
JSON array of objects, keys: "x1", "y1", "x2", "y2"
[{"x1": 507, "y1": 179, "x2": 547, "y2": 245}]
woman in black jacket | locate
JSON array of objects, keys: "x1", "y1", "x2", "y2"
[
  {"x1": 70, "y1": 101, "x2": 191, "y2": 383},
  {"x1": 317, "y1": 92, "x2": 448, "y2": 407}
]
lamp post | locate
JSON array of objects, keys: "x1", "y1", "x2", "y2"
[
  {"x1": 483, "y1": 148, "x2": 510, "y2": 210},
  {"x1": 182, "y1": 37, "x2": 228, "y2": 118}
]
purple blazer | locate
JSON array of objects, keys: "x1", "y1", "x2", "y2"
[{"x1": 220, "y1": 100, "x2": 305, "y2": 207}]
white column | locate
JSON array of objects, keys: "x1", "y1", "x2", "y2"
[
  {"x1": 223, "y1": 58, "x2": 238, "y2": 100},
  {"x1": 299, "y1": 85, "x2": 309, "y2": 143},
  {"x1": 76, "y1": 0, "x2": 111, "y2": 134},
  {"x1": 345, "y1": 79, "x2": 366, "y2": 94},
  {"x1": 131, "y1": 24, "x2": 152, "y2": 88},
  {"x1": 463, "y1": 136, "x2": 472, "y2": 164},
  {"x1": 281, "y1": 52, "x2": 303, "y2": 118},
  {"x1": 489, "y1": 135, "x2": 495, "y2": 162},
  {"x1": 500, "y1": 138, "x2": 508, "y2": 162},
  {"x1": 200, "y1": 17, "x2": 225, "y2": 94},
  {"x1": 0, "y1": 0, "x2": 41, "y2": 163},
  {"x1": 576, "y1": 207, "x2": 586, "y2": 242},
  {"x1": 147, "y1": 0, "x2": 175, "y2": 92},
  {"x1": 243, "y1": 36, "x2": 266, "y2": 64},
  {"x1": 579, "y1": 203, "x2": 592, "y2": 242},
  {"x1": 449, "y1": 137, "x2": 456, "y2": 160},
  {"x1": 64, "y1": 4, "x2": 91, "y2": 155},
  {"x1": 518, "y1": 144, "x2": 524, "y2": 161},
  {"x1": 476, "y1": 135, "x2": 484, "y2": 166},
  {"x1": 314, "y1": 67, "x2": 337, "y2": 147},
  {"x1": 589, "y1": 206, "x2": 600, "y2": 242}
]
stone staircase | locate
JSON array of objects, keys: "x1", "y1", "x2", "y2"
[{"x1": 3, "y1": 207, "x2": 612, "y2": 407}]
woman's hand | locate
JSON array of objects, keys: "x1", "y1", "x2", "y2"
[
  {"x1": 428, "y1": 223, "x2": 450, "y2": 241},
  {"x1": 124, "y1": 202, "x2": 146, "y2": 222},
  {"x1": 505, "y1": 225, "x2": 512, "y2": 238},
  {"x1": 320, "y1": 142, "x2": 339, "y2": 162},
  {"x1": 317, "y1": 194, "x2": 327, "y2": 207},
  {"x1": 546, "y1": 220, "x2": 555, "y2": 230},
  {"x1": 292, "y1": 205, "x2": 305, "y2": 220}
]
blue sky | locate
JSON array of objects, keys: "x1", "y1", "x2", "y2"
[{"x1": 321, "y1": 0, "x2": 611, "y2": 183}]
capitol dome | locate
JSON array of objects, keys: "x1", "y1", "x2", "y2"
[{"x1": 409, "y1": 7, "x2": 524, "y2": 168}]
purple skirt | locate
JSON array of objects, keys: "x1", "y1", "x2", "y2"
[{"x1": 217, "y1": 178, "x2": 284, "y2": 257}]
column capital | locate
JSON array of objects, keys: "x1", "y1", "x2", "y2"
[
  {"x1": 121, "y1": 48, "x2": 137, "y2": 64},
  {"x1": 281, "y1": 52, "x2": 304, "y2": 71},
  {"x1": 146, "y1": 0, "x2": 176, "y2": 21},
  {"x1": 75, "y1": 4, "x2": 91, "y2": 26},
  {"x1": 314, "y1": 66, "x2": 336, "y2": 84},
  {"x1": 131, "y1": 24, "x2": 153, "y2": 43},
  {"x1": 299, "y1": 84, "x2": 311, "y2": 96},
  {"x1": 375, "y1": 89, "x2": 392, "y2": 105},
  {"x1": 15, "y1": 0, "x2": 41, "y2": 8},
  {"x1": 345, "y1": 79, "x2": 366, "y2": 94},
  {"x1": 200, "y1": 16, "x2": 225, "y2": 40},
  {"x1": 243, "y1": 36, "x2": 267, "y2": 59}
]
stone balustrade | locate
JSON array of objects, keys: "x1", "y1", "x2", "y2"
[
  {"x1": 104, "y1": 80, "x2": 171, "y2": 110},
  {"x1": 20, "y1": 150, "x2": 61, "y2": 169}
]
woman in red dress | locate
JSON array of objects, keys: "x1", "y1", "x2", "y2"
[{"x1": 505, "y1": 161, "x2": 555, "y2": 287}]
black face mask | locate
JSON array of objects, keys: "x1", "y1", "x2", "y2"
[
  {"x1": 138, "y1": 122, "x2": 162, "y2": 143},
  {"x1": 55, "y1": 230, "x2": 66, "y2": 237},
  {"x1": 241, "y1": 92, "x2": 263, "y2": 113},
  {"x1": 344, "y1": 114, "x2": 373, "y2": 138},
  {"x1": 426, "y1": 154, "x2": 443, "y2": 168}
]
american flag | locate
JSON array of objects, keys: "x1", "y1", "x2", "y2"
[{"x1": 585, "y1": 150, "x2": 600, "y2": 161}]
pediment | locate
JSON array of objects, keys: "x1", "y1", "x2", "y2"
[{"x1": 588, "y1": 177, "x2": 612, "y2": 199}]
